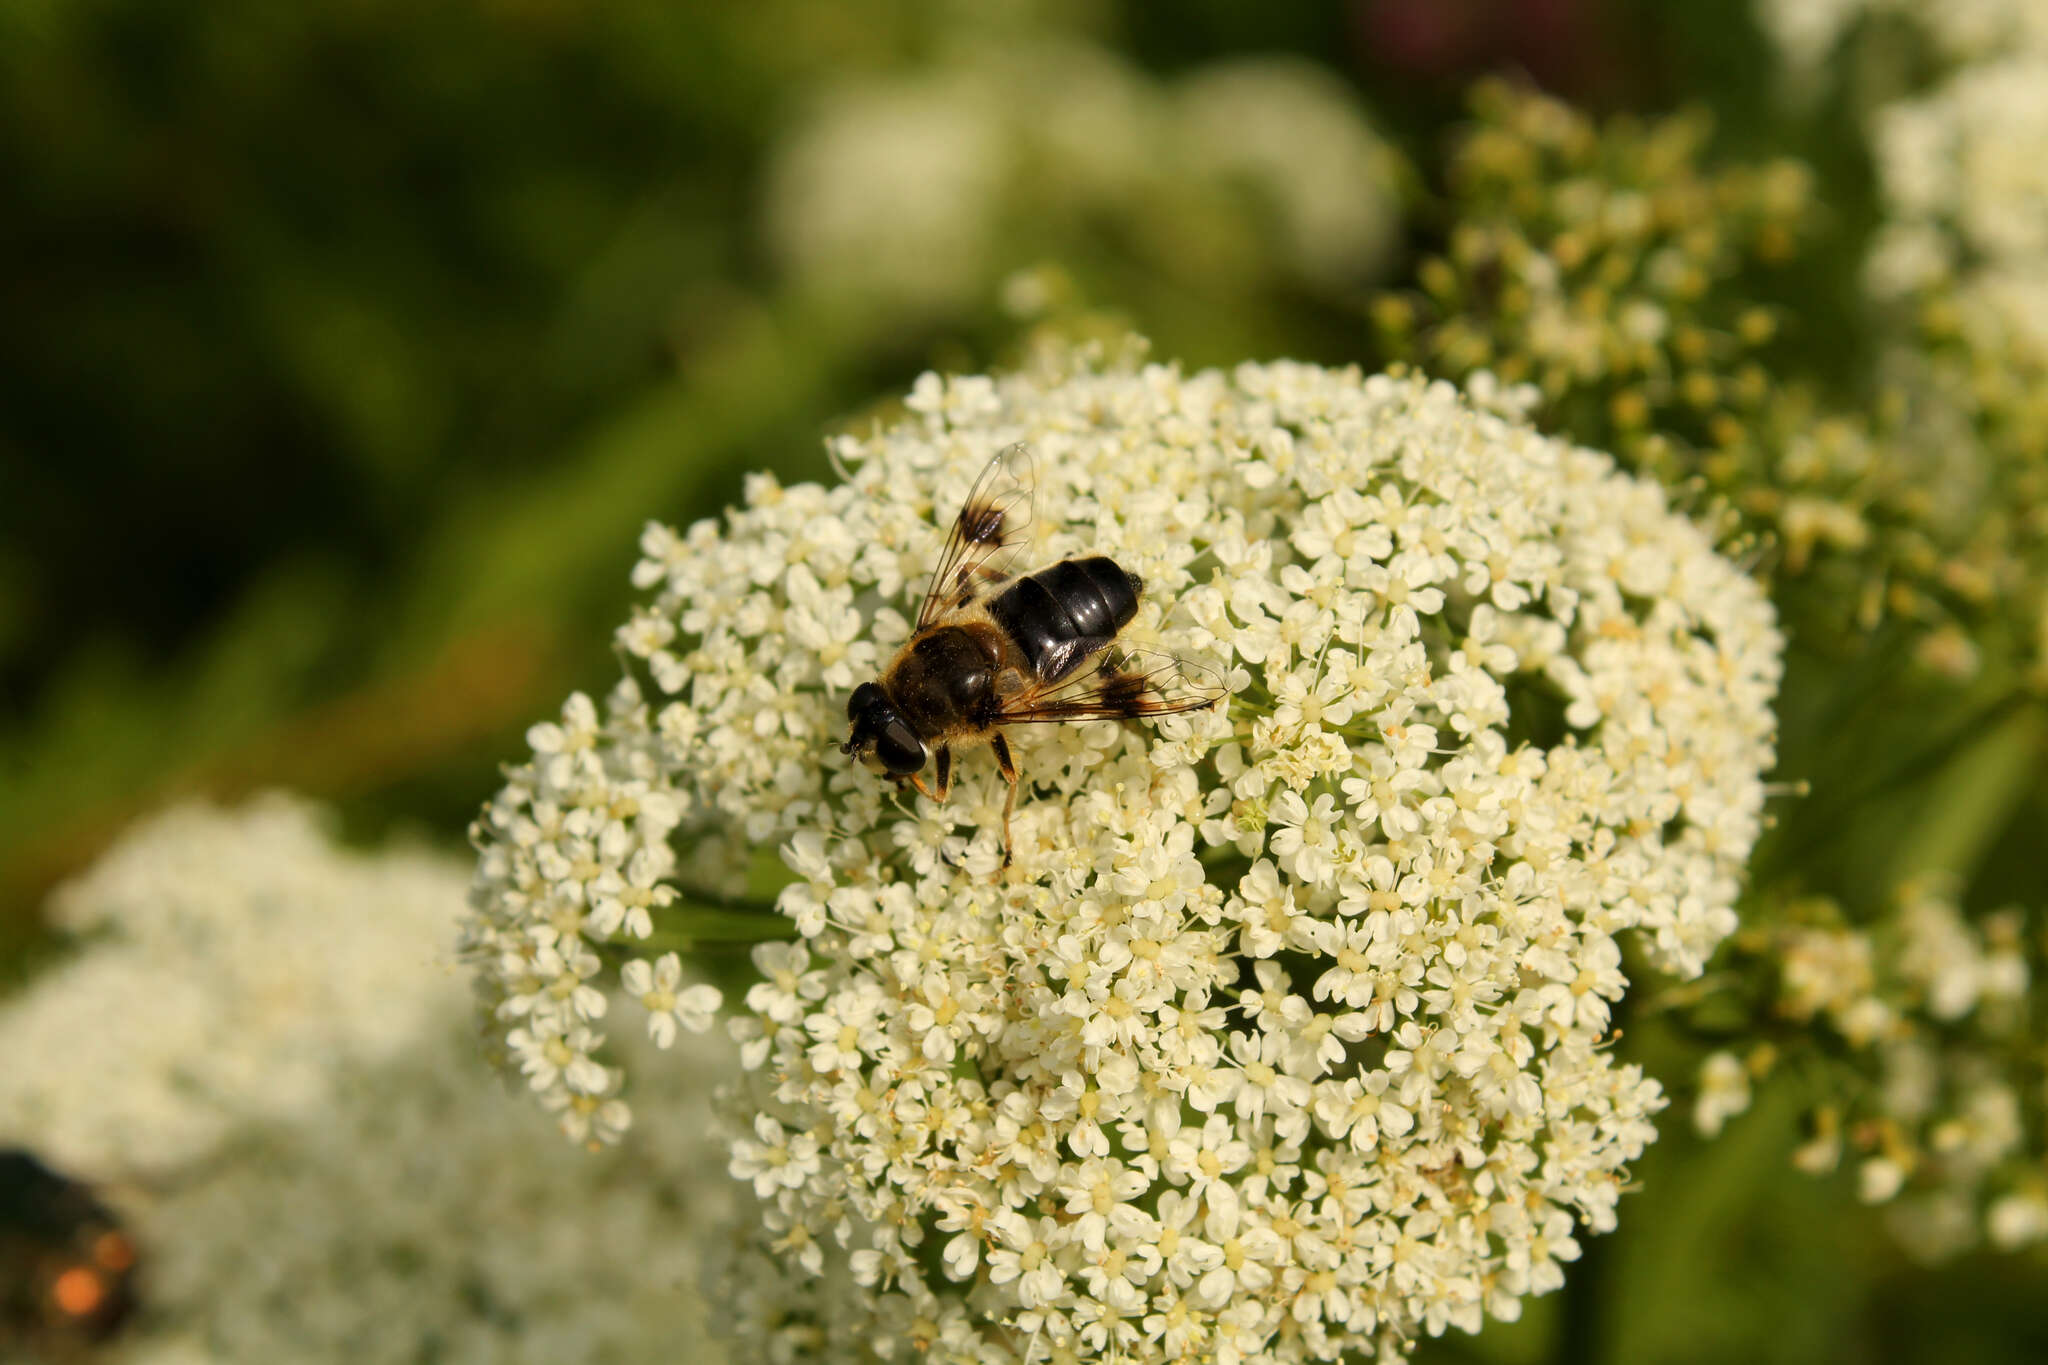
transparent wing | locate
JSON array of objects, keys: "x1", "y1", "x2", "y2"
[
  {"x1": 916, "y1": 443, "x2": 1036, "y2": 630},
  {"x1": 995, "y1": 646, "x2": 1225, "y2": 725}
]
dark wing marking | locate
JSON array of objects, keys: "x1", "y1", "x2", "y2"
[
  {"x1": 916, "y1": 443, "x2": 1036, "y2": 630},
  {"x1": 995, "y1": 647, "x2": 1224, "y2": 725}
]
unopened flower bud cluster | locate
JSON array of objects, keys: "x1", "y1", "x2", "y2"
[
  {"x1": 1386, "y1": 80, "x2": 2048, "y2": 684},
  {"x1": 468, "y1": 347, "x2": 1782, "y2": 1362},
  {"x1": 1371, "y1": 85, "x2": 1872, "y2": 612},
  {"x1": 1376, "y1": 80, "x2": 1810, "y2": 480},
  {"x1": 1697, "y1": 883, "x2": 2046, "y2": 1261}
]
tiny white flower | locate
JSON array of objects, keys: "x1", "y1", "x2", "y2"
[
  {"x1": 1693, "y1": 1051, "x2": 1754, "y2": 1139},
  {"x1": 622, "y1": 952, "x2": 722, "y2": 1048}
]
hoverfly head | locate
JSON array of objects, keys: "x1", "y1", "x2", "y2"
[{"x1": 843, "y1": 682, "x2": 927, "y2": 777}]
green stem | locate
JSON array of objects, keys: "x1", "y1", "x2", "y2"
[
  {"x1": 1764, "y1": 686, "x2": 2033, "y2": 878},
  {"x1": 1555, "y1": 1217, "x2": 1608, "y2": 1365},
  {"x1": 1882, "y1": 702, "x2": 2045, "y2": 889},
  {"x1": 667, "y1": 887, "x2": 781, "y2": 916},
  {"x1": 642, "y1": 904, "x2": 798, "y2": 952}
]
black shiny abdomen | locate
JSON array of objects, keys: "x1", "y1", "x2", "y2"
[{"x1": 988, "y1": 556, "x2": 1141, "y2": 683}]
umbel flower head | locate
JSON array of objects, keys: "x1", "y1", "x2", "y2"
[{"x1": 463, "y1": 347, "x2": 1782, "y2": 1361}]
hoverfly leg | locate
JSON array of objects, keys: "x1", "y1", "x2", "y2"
[
  {"x1": 908, "y1": 748, "x2": 953, "y2": 804},
  {"x1": 990, "y1": 732, "x2": 1020, "y2": 870}
]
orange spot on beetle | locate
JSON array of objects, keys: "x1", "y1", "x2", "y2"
[{"x1": 51, "y1": 1266, "x2": 106, "y2": 1318}]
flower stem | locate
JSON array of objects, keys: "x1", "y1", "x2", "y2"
[
  {"x1": 646, "y1": 904, "x2": 798, "y2": 949},
  {"x1": 1556, "y1": 1219, "x2": 1609, "y2": 1365},
  {"x1": 1882, "y1": 702, "x2": 2045, "y2": 888}
]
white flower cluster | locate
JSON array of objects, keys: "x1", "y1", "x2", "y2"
[
  {"x1": 462, "y1": 688, "x2": 725, "y2": 1145},
  {"x1": 1826, "y1": 5, "x2": 2048, "y2": 688},
  {"x1": 1699, "y1": 885, "x2": 2043, "y2": 1262},
  {"x1": 763, "y1": 41, "x2": 1399, "y2": 318},
  {"x1": 0, "y1": 797, "x2": 734, "y2": 1365},
  {"x1": 1867, "y1": 54, "x2": 2048, "y2": 306},
  {"x1": 468, "y1": 350, "x2": 1783, "y2": 1361},
  {"x1": 0, "y1": 796, "x2": 463, "y2": 1176},
  {"x1": 1755, "y1": 0, "x2": 2048, "y2": 73},
  {"x1": 1752, "y1": 0, "x2": 1870, "y2": 73},
  {"x1": 1764, "y1": 0, "x2": 2048, "y2": 360},
  {"x1": 1170, "y1": 58, "x2": 1404, "y2": 291},
  {"x1": 117, "y1": 1030, "x2": 735, "y2": 1365},
  {"x1": 1754, "y1": 0, "x2": 2048, "y2": 357}
]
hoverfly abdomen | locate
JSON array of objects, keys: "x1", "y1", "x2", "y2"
[{"x1": 988, "y1": 556, "x2": 1141, "y2": 684}]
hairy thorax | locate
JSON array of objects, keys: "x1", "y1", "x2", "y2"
[{"x1": 883, "y1": 623, "x2": 1014, "y2": 733}]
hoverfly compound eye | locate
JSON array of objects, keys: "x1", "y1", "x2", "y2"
[
  {"x1": 877, "y1": 720, "x2": 926, "y2": 776},
  {"x1": 848, "y1": 682, "x2": 883, "y2": 720}
]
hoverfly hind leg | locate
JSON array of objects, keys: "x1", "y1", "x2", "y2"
[{"x1": 990, "y1": 732, "x2": 1020, "y2": 870}]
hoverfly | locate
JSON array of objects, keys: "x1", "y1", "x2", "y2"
[
  {"x1": 841, "y1": 442, "x2": 1221, "y2": 865},
  {"x1": 0, "y1": 1149, "x2": 139, "y2": 1353}
]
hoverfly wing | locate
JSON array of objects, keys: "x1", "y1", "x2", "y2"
[
  {"x1": 916, "y1": 442, "x2": 1036, "y2": 629},
  {"x1": 996, "y1": 646, "x2": 1225, "y2": 724}
]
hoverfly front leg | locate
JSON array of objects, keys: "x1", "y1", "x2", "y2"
[
  {"x1": 990, "y1": 732, "x2": 1020, "y2": 869},
  {"x1": 907, "y1": 746, "x2": 953, "y2": 803}
]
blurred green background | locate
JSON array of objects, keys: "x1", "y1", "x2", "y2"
[{"x1": 2, "y1": 1, "x2": 2041, "y2": 1361}]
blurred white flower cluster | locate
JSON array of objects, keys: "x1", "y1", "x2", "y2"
[
  {"x1": 763, "y1": 42, "x2": 1400, "y2": 321},
  {"x1": 0, "y1": 797, "x2": 732, "y2": 1364},
  {"x1": 1696, "y1": 883, "x2": 2045, "y2": 1262},
  {"x1": 1755, "y1": 0, "x2": 2048, "y2": 687},
  {"x1": 468, "y1": 349, "x2": 1782, "y2": 1361},
  {"x1": 118, "y1": 1030, "x2": 734, "y2": 1365},
  {"x1": 1866, "y1": 55, "x2": 2048, "y2": 336},
  {"x1": 0, "y1": 795, "x2": 463, "y2": 1176},
  {"x1": 1756, "y1": 0, "x2": 2048, "y2": 73},
  {"x1": 1758, "y1": 0, "x2": 2048, "y2": 353}
]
